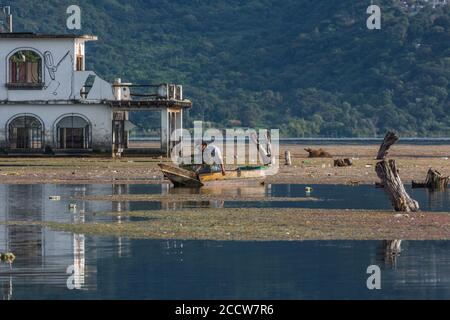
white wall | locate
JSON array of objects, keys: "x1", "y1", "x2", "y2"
[
  {"x1": 0, "y1": 37, "x2": 115, "y2": 102},
  {"x1": 0, "y1": 38, "x2": 75, "y2": 101},
  {"x1": 0, "y1": 103, "x2": 112, "y2": 150}
]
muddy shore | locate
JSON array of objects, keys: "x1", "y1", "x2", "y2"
[
  {"x1": 1, "y1": 144, "x2": 449, "y2": 185},
  {"x1": 1, "y1": 144, "x2": 450, "y2": 241}
]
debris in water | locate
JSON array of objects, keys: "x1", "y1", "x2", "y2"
[{"x1": 0, "y1": 252, "x2": 16, "y2": 263}]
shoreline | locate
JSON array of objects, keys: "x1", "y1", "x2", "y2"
[{"x1": 1, "y1": 144, "x2": 450, "y2": 185}]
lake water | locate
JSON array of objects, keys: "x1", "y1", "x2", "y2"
[
  {"x1": 1, "y1": 183, "x2": 450, "y2": 300},
  {"x1": 1, "y1": 235, "x2": 450, "y2": 299},
  {"x1": 1, "y1": 183, "x2": 448, "y2": 215}
]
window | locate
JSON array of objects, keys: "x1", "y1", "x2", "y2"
[
  {"x1": 56, "y1": 116, "x2": 91, "y2": 149},
  {"x1": 8, "y1": 116, "x2": 43, "y2": 149},
  {"x1": 8, "y1": 50, "x2": 43, "y2": 88}
]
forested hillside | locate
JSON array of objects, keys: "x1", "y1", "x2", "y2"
[{"x1": 3, "y1": 0, "x2": 450, "y2": 137}]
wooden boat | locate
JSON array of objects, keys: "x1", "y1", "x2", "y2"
[{"x1": 158, "y1": 163, "x2": 268, "y2": 187}]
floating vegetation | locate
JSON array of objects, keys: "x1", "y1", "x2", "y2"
[{"x1": 1, "y1": 209, "x2": 449, "y2": 241}]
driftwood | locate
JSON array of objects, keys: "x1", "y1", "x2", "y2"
[
  {"x1": 412, "y1": 168, "x2": 449, "y2": 190},
  {"x1": 376, "y1": 131, "x2": 399, "y2": 160},
  {"x1": 376, "y1": 159, "x2": 419, "y2": 212},
  {"x1": 334, "y1": 158, "x2": 352, "y2": 167},
  {"x1": 375, "y1": 132, "x2": 419, "y2": 212},
  {"x1": 304, "y1": 148, "x2": 332, "y2": 158}
]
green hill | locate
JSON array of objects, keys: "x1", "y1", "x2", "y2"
[{"x1": 3, "y1": 0, "x2": 450, "y2": 137}]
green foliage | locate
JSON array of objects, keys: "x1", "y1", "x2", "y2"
[{"x1": 4, "y1": 0, "x2": 450, "y2": 137}]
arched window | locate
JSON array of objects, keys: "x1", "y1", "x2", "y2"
[
  {"x1": 56, "y1": 116, "x2": 91, "y2": 149},
  {"x1": 8, "y1": 115, "x2": 43, "y2": 149},
  {"x1": 8, "y1": 50, "x2": 43, "y2": 86}
]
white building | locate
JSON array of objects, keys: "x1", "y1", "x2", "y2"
[{"x1": 0, "y1": 27, "x2": 191, "y2": 155}]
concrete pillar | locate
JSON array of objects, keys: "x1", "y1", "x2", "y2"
[
  {"x1": 113, "y1": 78, "x2": 122, "y2": 100},
  {"x1": 176, "y1": 109, "x2": 183, "y2": 153},
  {"x1": 161, "y1": 108, "x2": 169, "y2": 156},
  {"x1": 177, "y1": 109, "x2": 183, "y2": 133}
]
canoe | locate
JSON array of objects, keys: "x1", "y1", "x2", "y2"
[{"x1": 158, "y1": 163, "x2": 267, "y2": 187}]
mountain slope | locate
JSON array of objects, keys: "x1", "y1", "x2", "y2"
[{"x1": 3, "y1": 0, "x2": 450, "y2": 137}]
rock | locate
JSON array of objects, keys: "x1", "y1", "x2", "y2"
[
  {"x1": 394, "y1": 213, "x2": 409, "y2": 219},
  {"x1": 334, "y1": 158, "x2": 353, "y2": 167},
  {"x1": 304, "y1": 148, "x2": 333, "y2": 158}
]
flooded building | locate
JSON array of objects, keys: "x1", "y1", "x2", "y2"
[{"x1": 0, "y1": 10, "x2": 191, "y2": 156}]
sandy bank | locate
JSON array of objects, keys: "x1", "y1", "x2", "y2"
[{"x1": 1, "y1": 144, "x2": 450, "y2": 185}]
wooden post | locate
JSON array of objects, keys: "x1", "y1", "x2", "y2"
[
  {"x1": 375, "y1": 132, "x2": 419, "y2": 212},
  {"x1": 285, "y1": 150, "x2": 292, "y2": 166}
]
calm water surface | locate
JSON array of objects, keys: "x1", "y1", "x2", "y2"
[
  {"x1": 1, "y1": 235, "x2": 450, "y2": 299},
  {"x1": 1, "y1": 183, "x2": 450, "y2": 215},
  {"x1": 1, "y1": 184, "x2": 450, "y2": 299}
]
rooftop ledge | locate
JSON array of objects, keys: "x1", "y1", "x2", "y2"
[
  {"x1": 107, "y1": 99, "x2": 193, "y2": 110},
  {"x1": 0, "y1": 33, "x2": 98, "y2": 41},
  {"x1": 0, "y1": 99, "x2": 193, "y2": 109}
]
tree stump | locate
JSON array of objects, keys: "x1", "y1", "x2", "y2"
[
  {"x1": 376, "y1": 159, "x2": 420, "y2": 212},
  {"x1": 412, "y1": 168, "x2": 449, "y2": 190},
  {"x1": 375, "y1": 131, "x2": 419, "y2": 211},
  {"x1": 376, "y1": 131, "x2": 399, "y2": 160}
]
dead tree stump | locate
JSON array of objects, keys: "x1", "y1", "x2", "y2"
[
  {"x1": 376, "y1": 131, "x2": 399, "y2": 160},
  {"x1": 375, "y1": 132, "x2": 419, "y2": 212},
  {"x1": 412, "y1": 168, "x2": 449, "y2": 190},
  {"x1": 376, "y1": 159, "x2": 420, "y2": 212}
]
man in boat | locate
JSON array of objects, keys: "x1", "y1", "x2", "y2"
[{"x1": 197, "y1": 141, "x2": 226, "y2": 176}]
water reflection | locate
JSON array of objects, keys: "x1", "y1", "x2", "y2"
[
  {"x1": 379, "y1": 240, "x2": 403, "y2": 268},
  {"x1": 1, "y1": 184, "x2": 450, "y2": 299},
  {"x1": 0, "y1": 184, "x2": 137, "y2": 296},
  {"x1": 2, "y1": 237, "x2": 450, "y2": 299},
  {"x1": 2, "y1": 183, "x2": 450, "y2": 213}
]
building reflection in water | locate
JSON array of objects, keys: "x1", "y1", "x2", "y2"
[{"x1": 0, "y1": 184, "x2": 108, "y2": 298}]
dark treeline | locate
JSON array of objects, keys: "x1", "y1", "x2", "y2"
[{"x1": 5, "y1": 0, "x2": 450, "y2": 137}]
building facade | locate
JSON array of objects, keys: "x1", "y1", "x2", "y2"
[{"x1": 0, "y1": 32, "x2": 191, "y2": 155}]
